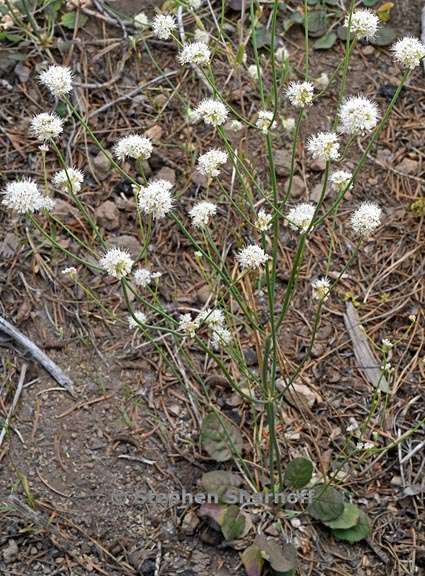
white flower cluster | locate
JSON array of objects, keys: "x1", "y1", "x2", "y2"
[
  {"x1": 178, "y1": 42, "x2": 211, "y2": 66},
  {"x1": 339, "y1": 96, "x2": 379, "y2": 135},
  {"x1": 31, "y1": 112, "x2": 63, "y2": 141},
  {"x1": 286, "y1": 81, "x2": 314, "y2": 108},
  {"x1": 100, "y1": 248, "x2": 133, "y2": 279},
  {"x1": 346, "y1": 9, "x2": 379, "y2": 40},
  {"x1": 287, "y1": 203, "x2": 316, "y2": 233},
  {"x1": 392, "y1": 37, "x2": 425, "y2": 70},
  {"x1": 255, "y1": 209, "x2": 272, "y2": 232},
  {"x1": 197, "y1": 149, "x2": 228, "y2": 177},
  {"x1": 307, "y1": 131, "x2": 340, "y2": 162},
  {"x1": 237, "y1": 244, "x2": 269, "y2": 270},
  {"x1": 312, "y1": 277, "x2": 331, "y2": 302},
  {"x1": 134, "y1": 268, "x2": 162, "y2": 288},
  {"x1": 330, "y1": 170, "x2": 353, "y2": 193},
  {"x1": 114, "y1": 135, "x2": 153, "y2": 162},
  {"x1": 275, "y1": 45, "x2": 289, "y2": 63},
  {"x1": 138, "y1": 179, "x2": 174, "y2": 219},
  {"x1": 128, "y1": 311, "x2": 147, "y2": 329},
  {"x1": 62, "y1": 266, "x2": 77, "y2": 278},
  {"x1": 179, "y1": 308, "x2": 231, "y2": 348},
  {"x1": 39, "y1": 65, "x2": 73, "y2": 98},
  {"x1": 2, "y1": 179, "x2": 54, "y2": 213},
  {"x1": 351, "y1": 202, "x2": 382, "y2": 237},
  {"x1": 195, "y1": 98, "x2": 228, "y2": 127},
  {"x1": 178, "y1": 313, "x2": 200, "y2": 337},
  {"x1": 152, "y1": 14, "x2": 176, "y2": 40},
  {"x1": 189, "y1": 201, "x2": 217, "y2": 228},
  {"x1": 52, "y1": 167, "x2": 84, "y2": 193},
  {"x1": 256, "y1": 110, "x2": 277, "y2": 134}
]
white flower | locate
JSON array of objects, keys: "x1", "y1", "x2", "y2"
[
  {"x1": 256, "y1": 110, "x2": 277, "y2": 134},
  {"x1": 210, "y1": 326, "x2": 232, "y2": 348},
  {"x1": 339, "y1": 96, "x2": 379, "y2": 135},
  {"x1": 128, "y1": 311, "x2": 147, "y2": 329},
  {"x1": 312, "y1": 277, "x2": 331, "y2": 301},
  {"x1": 152, "y1": 14, "x2": 176, "y2": 40},
  {"x1": 194, "y1": 29, "x2": 209, "y2": 44},
  {"x1": 114, "y1": 135, "x2": 153, "y2": 162},
  {"x1": 197, "y1": 308, "x2": 225, "y2": 329},
  {"x1": 197, "y1": 149, "x2": 228, "y2": 177},
  {"x1": 346, "y1": 9, "x2": 379, "y2": 40},
  {"x1": 275, "y1": 45, "x2": 289, "y2": 63},
  {"x1": 52, "y1": 167, "x2": 84, "y2": 193},
  {"x1": 31, "y1": 113, "x2": 63, "y2": 141},
  {"x1": 248, "y1": 64, "x2": 259, "y2": 80},
  {"x1": 392, "y1": 37, "x2": 425, "y2": 70},
  {"x1": 134, "y1": 268, "x2": 162, "y2": 288},
  {"x1": 179, "y1": 313, "x2": 200, "y2": 337},
  {"x1": 62, "y1": 266, "x2": 77, "y2": 277},
  {"x1": 2, "y1": 179, "x2": 54, "y2": 213},
  {"x1": 178, "y1": 41, "x2": 210, "y2": 65},
  {"x1": 255, "y1": 209, "x2": 272, "y2": 232},
  {"x1": 307, "y1": 131, "x2": 340, "y2": 162},
  {"x1": 39, "y1": 65, "x2": 73, "y2": 98},
  {"x1": 189, "y1": 201, "x2": 217, "y2": 227},
  {"x1": 100, "y1": 248, "x2": 133, "y2": 279},
  {"x1": 382, "y1": 338, "x2": 393, "y2": 350},
  {"x1": 237, "y1": 245, "x2": 269, "y2": 270},
  {"x1": 286, "y1": 81, "x2": 314, "y2": 108},
  {"x1": 138, "y1": 179, "x2": 174, "y2": 219},
  {"x1": 188, "y1": 0, "x2": 202, "y2": 8},
  {"x1": 195, "y1": 98, "x2": 228, "y2": 127},
  {"x1": 134, "y1": 12, "x2": 149, "y2": 29},
  {"x1": 330, "y1": 170, "x2": 353, "y2": 192},
  {"x1": 287, "y1": 203, "x2": 316, "y2": 232},
  {"x1": 314, "y1": 72, "x2": 329, "y2": 90},
  {"x1": 227, "y1": 119, "x2": 243, "y2": 132},
  {"x1": 350, "y1": 202, "x2": 382, "y2": 237},
  {"x1": 282, "y1": 117, "x2": 296, "y2": 133}
]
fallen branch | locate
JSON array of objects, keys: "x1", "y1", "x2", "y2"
[{"x1": 0, "y1": 363, "x2": 27, "y2": 449}]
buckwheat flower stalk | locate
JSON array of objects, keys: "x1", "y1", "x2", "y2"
[
  {"x1": 178, "y1": 42, "x2": 211, "y2": 66},
  {"x1": 256, "y1": 111, "x2": 277, "y2": 134},
  {"x1": 189, "y1": 201, "x2": 217, "y2": 228},
  {"x1": 351, "y1": 202, "x2": 382, "y2": 237},
  {"x1": 31, "y1": 113, "x2": 63, "y2": 141},
  {"x1": 287, "y1": 203, "x2": 315, "y2": 233},
  {"x1": 39, "y1": 65, "x2": 73, "y2": 98},
  {"x1": 330, "y1": 170, "x2": 353, "y2": 192},
  {"x1": 114, "y1": 135, "x2": 153, "y2": 162},
  {"x1": 237, "y1": 245, "x2": 269, "y2": 270},
  {"x1": 100, "y1": 248, "x2": 133, "y2": 279},
  {"x1": 286, "y1": 81, "x2": 314, "y2": 108},
  {"x1": 2, "y1": 179, "x2": 54, "y2": 213},
  {"x1": 312, "y1": 277, "x2": 331, "y2": 301},
  {"x1": 198, "y1": 149, "x2": 228, "y2": 177},
  {"x1": 339, "y1": 96, "x2": 379, "y2": 135},
  {"x1": 134, "y1": 268, "x2": 162, "y2": 288},
  {"x1": 392, "y1": 37, "x2": 425, "y2": 70},
  {"x1": 52, "y1": 167, "x2": 84, "y2": 193},
  {"x1": 128, "y1": 311, "x2": 147, "y2": 329},
  {"x1": 346, "y1": 9, "x2": 379, "y2": 40},
  {"x1": 138, "y1": 179, "x2": 174, "y2": 219},
  {"x1": 152, "y1": 14, "x2": 176, "y2": 39},
  {"x1": 195, "y1": 98, "x2": 228, "y2": 127},
  {"x1": 307, "y1": 132, "x2": 340, "y2": 162}
]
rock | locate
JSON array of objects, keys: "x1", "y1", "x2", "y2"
[
  {"x1": 277, "y1": 379, "x2": 322, "y2": 409},
  {"x1": 362, "y1": 45, "x2": 375, "y2": 56},
  {"x1": 196, "y1": 285, "x2": 211, "y2": 304},
  {"x1": 397, "y1": 157, "x2": 419, "y2": 175},
  {"x1": 309, "y1": 182, "x2": 323, "y2": 203},
  {"x1": 95, "y1": 200, "x2": 120, "y2": 230},
  {"x1": 181, "y1": 509, "x2": 200, "y2": 536},
  {"x1": 243, "y1": 348, "x2": 258, "y2": 366},
  {"x1": 152, "y1": 93, "x2": 168, "y2": 110},
  {"x1": 112, "y1": 235, "x2": 141, "y2": 256},
  {"x1": 284, "y1": 175, "x2": 305, "y2": 199},
  {"x1": 144, "y1": 124, "x2": 163, "y2": 142},
  {"x1": 92, "y1": 151, "x2": 112, "y2": 181},
  {"x1": 3, "y1": 539, "x2": 18, "y2": 563},
  {"x1": 309, "y1": 158, "x2": 326, "y2": 172},
  {"x1": 14, "y1": 62, "x2": 31, "y2": 83},
  {"x1": 274, "y1": 148, "x2": 292, "y2": 176},
  {"x1": 191, "y1": 170, "x2": 208, "y2": 188},
  {"x1": 52, "y1": 199, "x2": 80, "y2": 221},
  {"x1": 140, "y1": 558, "x2": 156, "y2": 575},
  {"x1": 155, "y1": 166, "x2": 176, "y2": 186}
]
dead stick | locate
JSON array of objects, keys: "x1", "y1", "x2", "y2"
[{"x1": 0, "y1": 363, "x2": 27, "y2": 449}]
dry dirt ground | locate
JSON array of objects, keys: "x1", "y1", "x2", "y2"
[{"x1": 0, "y1": 1, "x2": 424, "y2": 575}]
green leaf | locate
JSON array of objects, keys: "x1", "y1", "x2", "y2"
[
  {"x1": 306, "y1": 9, "x2": 328, "y2": 38},
  {"x1": 221, "y1": 505, "x2": 248, "y2": 540},
  {"x1": 241, "y1": 544, "x2": 264, "y2": 576},
  {"x1": 362, "y1": 0, "x2": 380, "y2": 6},
  {"x1": 284, "y1": 458, "x2": 313, "y2": 489},
  {"x1": 60, "y1": 11, "x2": 88, "y2": 30},
  {"x1": 323, "y1": 503, "x2": 360, "y2": 530},
  {"x1": 308, "y1": 485, "x2": 345, "y2": 522},
  {"x1": 371, "y1": 26, "x2": 397, "y2": 46},
  {"x1": 314, "y1": 31, "x2": 337, "y2": 50},
  {"x1": 200, "y1": 413, "x2": 243, "y2": 462},
  {"x1": 200, "y1": 470, "x2": 242, "y2": 503},
  {"x1": 332, "y1": 510, "x2": 370, "y2": 543},
  {"x1": 254, "y1": 26, "x2": 271, "y2": 49},
  {"x1": 254, "y1": 535, "x2": 297, "y2": 573}
]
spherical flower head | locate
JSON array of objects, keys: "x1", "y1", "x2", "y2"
[
  {"x1": 287, "y1": 203, "x2": 316, "y2": 233},
  {"x1": 189, "y1": 201, "x2": 217, "y2": 228},
  {"x1": 62, "y1": 266, "x2": 77, "y2": 278},
  {"x1": 2, "y1": 179, "x2": 54, "y2": 213},
  {"x1": 210, "y1": 326, "x2": 232, "y2": 349},
  {"x1": 179, "y1": 313, "x2": 200, "y2": 337},
  {"x1": 248, "y1": 64, "x2": 260, "y2": 80},
  {"x1": 339, "y1": 96, "x2": 379, "y2": 135},
  {"x1": 39, "y1": 65, "x2": 73, "y2": 98},
  {"x1": 392, "y1": 37, "x2": 425, "y2": 70},
  {"x1": 286, "y1": 81, "x2": 314, "y2": 108},
  {"x1": 138, "y1": 179, "x2": 174, "y2": 219},
  {"x1": 256, "y1": 110, "x2": 277, "y2": 134},
  {"x1": 114, "y1": 135, "x2": 153, "y2": 162},
  {"x1": 275, "y1": 45, "x2": 289, "y2": 63},
  {"x1": 346, "y1": 9, "x2": 379, "y2": 40},
  {"x1": 197, "y1": 308, "x2": 225, "y2": 329},
  {"x1": 255, "y1": 209, "x2": 272, "y2": 232},
  {"x1": 31, "y1": 112, "x2": 63, "y2": 141},
  {"x1": 128, "y1": 311, "x2": 147, "y2": 329},
  {"x1": 351, "y1": 202, "x2": 382, "y2": 237},
  {"x1": 134, "y1": 12, "x2": 149, "y2": 29},
  {"x1": 330, "y1": 170, "x2": 353, "y2": 193},
  {"x1": 178, "y1": 41, "x2": 211, "y2": 66},
  {"x1": 134, "y1": 268, "x2": 162, "y2": 288},
  {"x1": 99, "y1": 248, "x2": 133, "y2": 279},
  {"x1": 382, "y1": 338, "x2": 393, "y2": 351},
  {"x1": 312, "y1": 277, "x2": 331, "y2": 301},
  {"x1": 282, "y1": 117, "x2": 296, "y2": 133},
  {"x1": 52, "y1": 167, "x2": 84, "y2": 193},
  {"x1": 237, "y1": 244, "x2": 269, "y2": 270},
  {"x1": 195, "y1": 98, "x2": 228, "y2": 127},
  {"x1": 307, "y1": 131, "x2": 340, "y2": 162},
  {"x1": 152, "y1": 14, "x2": 176, "y2": 40},
  {"x1": 197, "y1": 149, "x2": 228, "y2": 177}
]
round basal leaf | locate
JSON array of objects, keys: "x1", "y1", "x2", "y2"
[
  {"x1": 362, "y1": 0, "x2": 380, "y2": 6},
  {"x1": 254, "y1": 535, "x2": 297, "y2": 573},
  {"x1": 336, "y1": 25, "x2": 348, "y2": 41},
  {"x1": 306, "y1": 10, "x2": 328, "y2": 38},
  {"x1": 371, "y1": 26, "x2": 397, "y2": 46},
  {"x1": 241, "y1": 544, "x2": 264, "y2": 576},
  {"x1": 284, "y1": 457, "x2": 313, "y2": 489},
  {"x1": 221, "y1": 505, "x2": 250, "y2": 540},
  {"x1": 323, "y1": 503, "x2": 360, "y2": 530},
  {"x1": 60, "y1": 11, "x2": 88, "y2": 30},
  {"x1": 314, "y1": 32, "x2": 337, "y2": 50},
  {"x1": 254, "y1": 26, "x2": 271, "y2": 49},
  {"x1": 200, "y1": 470, "x2": 242, "y2": 503},
  {"x1": 308, "y1": 485, "x2": 345, "y2": 522},
  {"x1": 200, "y1": 413, "x2": 243, "y2": 462},
  {"x1": 332, "y1": 510, "x2": 370, "y2": 543}
]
